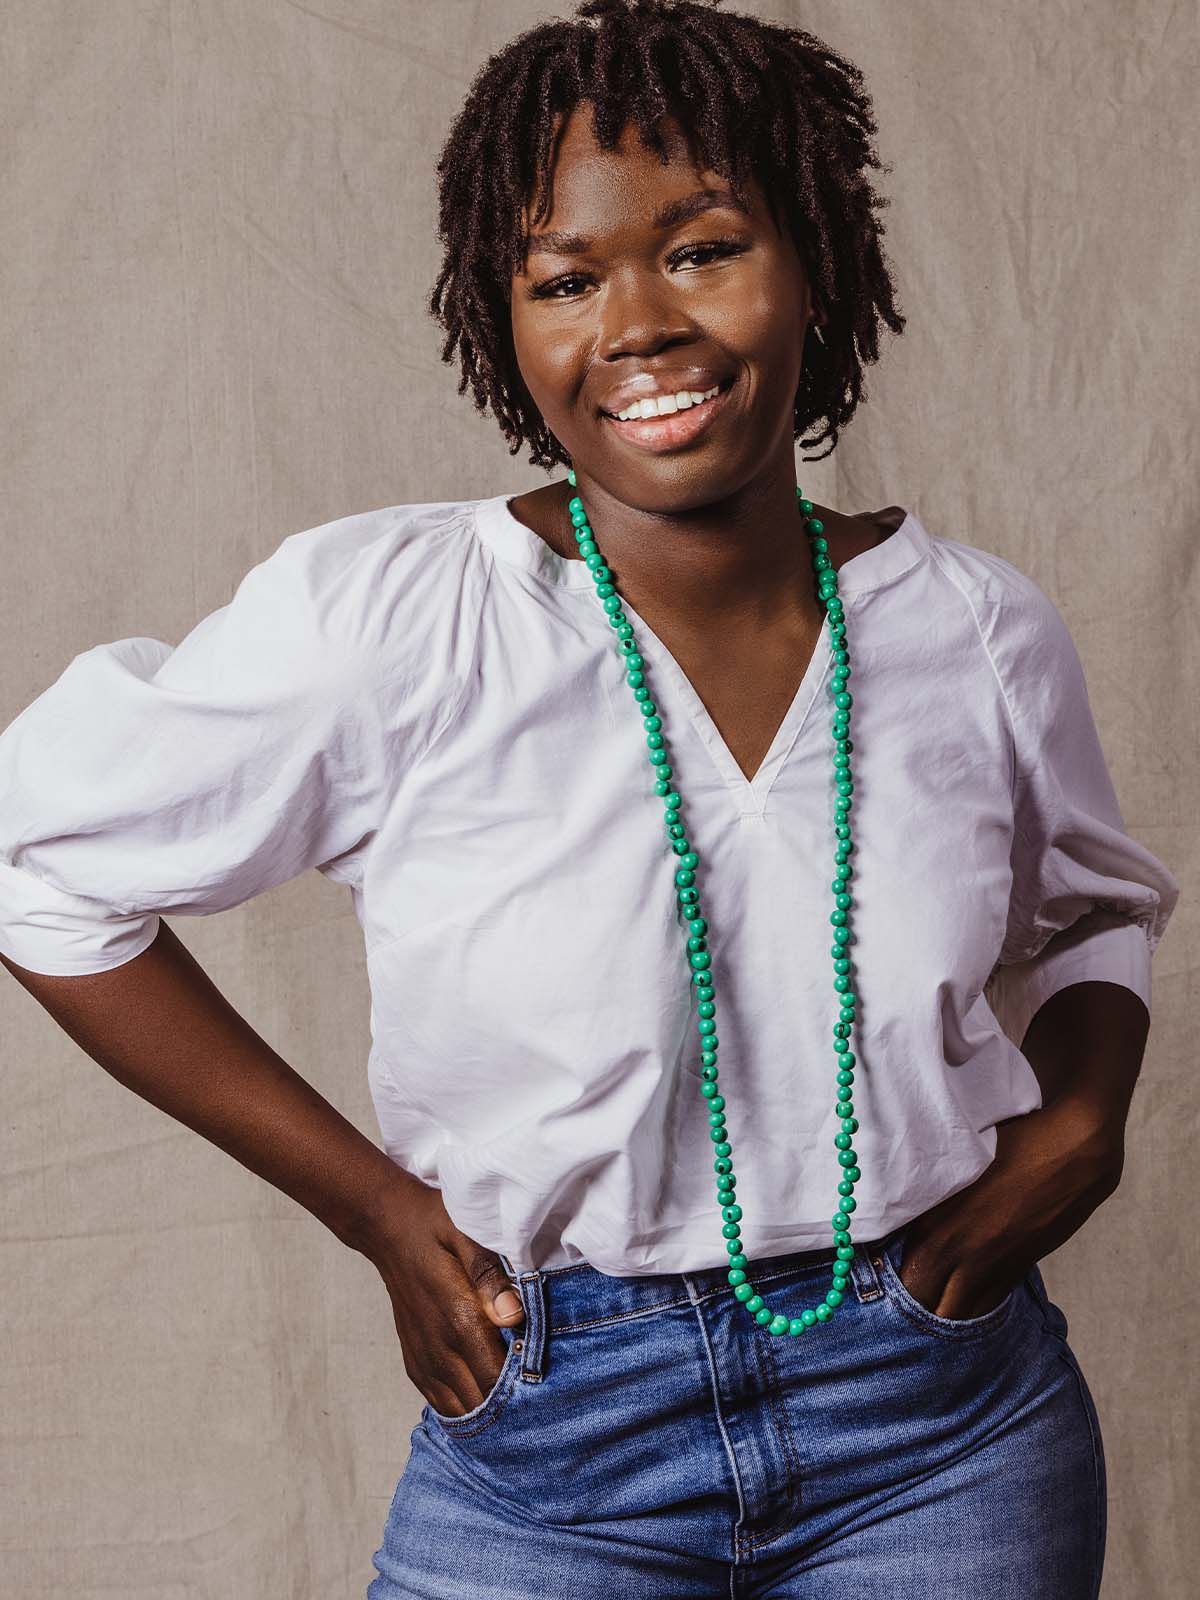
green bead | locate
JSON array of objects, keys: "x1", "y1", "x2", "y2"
[
  {"x1": 572, "y1": 484, "x2": 874, "y2": 1313},
  {"x1": 769, "y1": 1314, "x2": 790, "y2": 1335},
  {"x1": 788, "y1": 1318, "x2": 808, "y2": 1335}
]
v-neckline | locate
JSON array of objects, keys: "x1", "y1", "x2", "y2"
[
  {"x1": 473, "y1": 493, "x2": 927, "y2": 819},
  {"x1": 615, "y1": 591, "x2": 830, "y2": 813}
]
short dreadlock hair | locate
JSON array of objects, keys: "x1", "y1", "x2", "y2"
[{"x1": 429, "y1": 0, "x2": 905, "y2": 468}]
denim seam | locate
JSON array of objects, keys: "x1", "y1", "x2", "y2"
[
  {"x1": 684, "y1": 1291, "x2": 750, "y2": 1577},
  {"x1": 1058, "y1": 1345, "x2": 1105, "y2": 1600},
  {"x1": 739, "y1": 1329, "x2": 804, "y2": 1551},
  {"x1": 1027, "y1": 1272, "x2": 1104, "y2": 1599},
  {"x1": 552, "y1": 1295, "x2": 694, "y2": 1332}
]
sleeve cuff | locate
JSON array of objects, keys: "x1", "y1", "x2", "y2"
[
  {"x1": 0, "y1": 859, "x2": 161, "y2": 975},
  {"x1": 984, "y1": 907, "x2": 1152, "y2": 1049}
]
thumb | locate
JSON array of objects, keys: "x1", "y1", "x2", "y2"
[{"x1": 484, "y1": 1279, "x2": 526, "y2": 1327}]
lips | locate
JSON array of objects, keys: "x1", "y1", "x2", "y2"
[{"x1": 601, "y1": 377, "x2": 736, "y2": 454}]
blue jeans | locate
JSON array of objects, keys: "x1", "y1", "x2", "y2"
[{"x1": 368, "y1": 1222, "x2": 1105, "y2": 1597}]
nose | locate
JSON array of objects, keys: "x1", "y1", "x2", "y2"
[{"x1": 595, "y1": 265, "x2": 700, "y2": 363}]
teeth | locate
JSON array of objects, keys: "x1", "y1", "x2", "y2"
[{"x1": 615, "y1": 383, "x2": 721, "y2": 421}]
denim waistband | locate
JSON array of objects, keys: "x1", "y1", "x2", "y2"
[{"x1": 497, "y1": 1224, "x2": 909, "y2": 1346}]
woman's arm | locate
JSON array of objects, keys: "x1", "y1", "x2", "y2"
[
  {"x1": 2, "y1": 918, "x2": 404, "y2": 1250},
  {"x1": 2, "y1": 918, "x2": 527, "y2": 1417},
  {"x1": 1019, "y1": 977, "x2": 1148, "y2": 1159},
  {"x1": 897, "y1": 978, "x2": 1147, "y2": 1320}
]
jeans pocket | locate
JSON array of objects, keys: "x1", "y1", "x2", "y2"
[
  {"x1": 878, "y1": 1227, "x2": 1020, "y2": 1339},
  {"x1": 424, "y1": 1319, "x2": 524, "y2": 1437}
]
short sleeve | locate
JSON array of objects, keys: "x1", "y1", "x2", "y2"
[
  {"x1": 0, "y1": 526, "x2": 388, "y2": 976},
  {"x1": 983, "y1": 579, "x2": 1180, "y2": 1045}
]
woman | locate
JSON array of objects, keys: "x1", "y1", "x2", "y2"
[{"x1": 0, "y1": 1, "x2": 1179, "y2": 1594}]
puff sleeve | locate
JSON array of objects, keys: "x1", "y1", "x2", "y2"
[
  {"x1": 0, "y1": 526, "x2": 386, "y2": 976},
  {"x1": 983, "y1": 578, "x2": 1180, "y2": 1047}
]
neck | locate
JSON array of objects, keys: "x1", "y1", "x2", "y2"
[{"x1": 513, "y1": 462, "x2": 826, "y2": 634}]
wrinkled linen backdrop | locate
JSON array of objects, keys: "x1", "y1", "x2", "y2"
[{"x1": 1, "y1": 3, "x2": 1194, "y2": 1596}]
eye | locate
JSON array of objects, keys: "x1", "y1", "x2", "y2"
[
  {"x1": 668, "y1": 235, "x2": 752, "y2": 270},
  {"x1": 528, "y1": 235, "x2": 749, "y2": 301}
]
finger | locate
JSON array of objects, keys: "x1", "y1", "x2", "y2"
[
  {"x1": 463, "y1": 1248, "x2": 527, "y2": 1327},
  {"x1": 438, "y1": 1303, "x2": 511, "y2": 1413}
]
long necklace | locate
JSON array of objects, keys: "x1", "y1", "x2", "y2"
[{"x1": 566, "y1": 471, "x2": 859, "y2": 1336}]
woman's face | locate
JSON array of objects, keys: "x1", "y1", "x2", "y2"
[{"x1": 509, "y1": 101, "x2": 817, "y2": 514}]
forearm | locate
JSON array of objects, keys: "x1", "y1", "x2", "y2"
[
  {"x1": 1018, "y1": 978, "x2": 1150, "y2": 1166},
  {"x1": 0, "y1": 918, "x2": 408, "y2": 1252}
]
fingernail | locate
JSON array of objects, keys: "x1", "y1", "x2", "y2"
[{"x1": 494, "y1": 1288, "x2": 523, "y2": 1319}]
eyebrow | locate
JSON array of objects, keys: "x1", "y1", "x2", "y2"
[{"x1": 522, "y1": 186, "x2": 751, "y2": 258}]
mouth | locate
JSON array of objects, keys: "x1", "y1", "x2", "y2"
[{"x1": 600, "y1": 377, "x2": 736, "y2": 453}]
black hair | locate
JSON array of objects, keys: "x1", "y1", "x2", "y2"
[{"x1": 429, "y1": 0, "x2": 905, "y2": 467}]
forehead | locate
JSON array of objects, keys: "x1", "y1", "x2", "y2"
[{"x1": 521, "y1": 100, "x2": 766, "y2": 242}]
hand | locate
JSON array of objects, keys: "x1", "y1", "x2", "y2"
[
  {"x1": 354, "y1": 1167, "x2": 527, "y2": 1419},
  {"x1": 895, "y1": 1096, "x2": 1123, "y2": 1320}
]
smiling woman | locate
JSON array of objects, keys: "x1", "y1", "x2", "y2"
[{"x1": 0, "y1": 0, "x2": 1179, "y2": 1596}]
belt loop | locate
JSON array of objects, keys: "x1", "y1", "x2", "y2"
[
  {"x1": 850, "y1": 1239, "x2": 885, "y2": 1303},
  {"x1": 516, "y1": 1270, "x2": 547, "y2": 1381}
]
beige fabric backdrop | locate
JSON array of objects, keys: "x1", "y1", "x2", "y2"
[{"x1": 2, "y1": 2, "x2": 1195, "y2": 1594}]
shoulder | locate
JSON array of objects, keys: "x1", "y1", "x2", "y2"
[
  {"x1": 231, "y1": 497, "x2": 490, "y2": 680},
  {"x1": 921, "y1": 528, "x2": 1078, "y2": 670}
]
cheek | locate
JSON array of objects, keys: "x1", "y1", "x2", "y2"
[
  {"x1": 512, "y1": 314, "x2": 587, "y2": 418},
  {"x1": 704, "y1": 275, "x2": 805, "y2": 408}
]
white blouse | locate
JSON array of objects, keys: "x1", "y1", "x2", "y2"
[{"x1": 0, "y1": 494, "x2": 1180, "y2": 1275}]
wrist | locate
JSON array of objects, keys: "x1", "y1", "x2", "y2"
[{"x1": 340, "y1": 1160, "x2": 430, "y2": 1264}]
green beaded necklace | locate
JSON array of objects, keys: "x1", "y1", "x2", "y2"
[{"x1": 565, "y1": 472, "x2": 860, "y2": 1337}]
